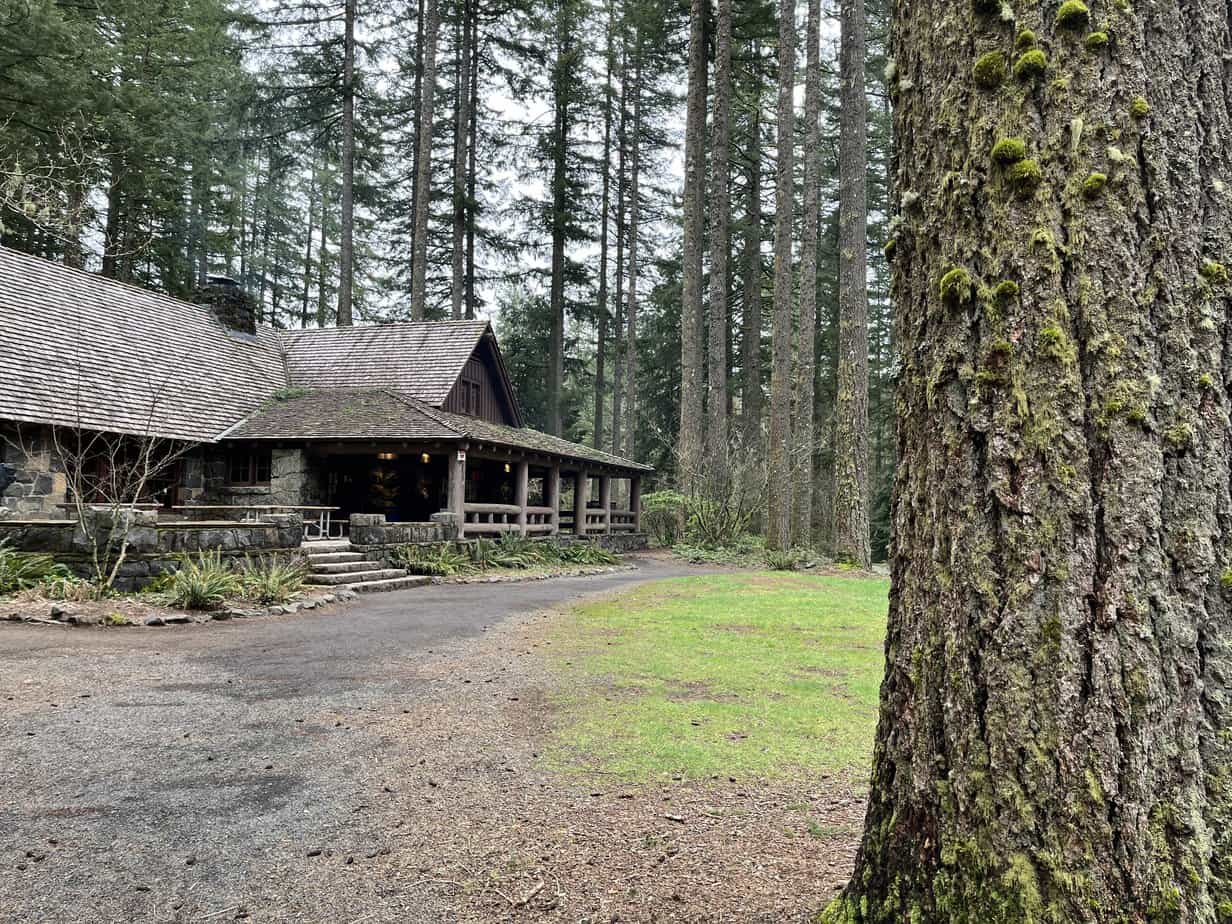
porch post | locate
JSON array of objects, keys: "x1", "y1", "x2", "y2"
[
  {"x1": 547, "y1": 463, "x2": 561, "y2": 535},
  {"x1": 598, "y1": 474, "x2": 612, "y2": 534},
  {"x1": 515, "y1": 459, "x2": 529, "y2": 536},
  {"x1": 574, "y1": 469, "x2": 589, "y2": 536},
  {"x1": 448, "y1": 448, "x2": 467, "y2": 539},
  {"x1": 631, "y1": 475, "x2": 642, "y2": 533}
]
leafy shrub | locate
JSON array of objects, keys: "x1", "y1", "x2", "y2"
[
  {"x1": 0, "y1": 540, "x2": 72, "y2": 594},
  {"x1": 491, "y1": 535, "x2": 539, "y2": 569},
  {"x1": 27, "y1": 573, "x2": 95, "y2": 602},
  {"x1": 392, "y1": 543, "x2": 473, "y2": 576},
  {"x1": 764, "y1": 548, "x2": 809, "y2": 572},
  {"x1": 166, "y1": 551, "x2": 242, "y2": 610},
  {"x1": 555, "y1": 541, "x2": 619, "y2": 566},
  {"x1": 672, "y1": 534, "x2": 763, "y2": 566},
  {"x1": 240, "y1": 555, "x2": 309, "y2": 604},
  {"x1": 641, "y1": 491, "x2": 686, "y2": 546}
]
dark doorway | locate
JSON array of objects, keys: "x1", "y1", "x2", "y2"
[{"x1": 323, "y1": 452, "x2": 448, "y2": 522}]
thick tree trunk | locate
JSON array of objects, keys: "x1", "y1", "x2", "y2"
[
  {"x1": 825, "y1": 1, "x2": 1232, "y2": 921},
  {"x1": 765, "y1": 0, "x2": 795, "y2": 551},
  {"x1": 705, "y1": 0, "x2": 733, "y2": 482},
  {"x1": 450, "y1": 0, "x2": 470, "y2": 320},
  {"x1": 678, "y1": 0, "x2": 707, "y2": 493},
  {"x1": 622, "y1": 45, "x2": 643, "y2": 460},
  {"x1": 830, "y1": 0, "x2": 870, "y2": 566},
  {"x1": 792, "y1": 0, "x2": 821, "y2": 547},
  {"x1": 740, "y1": 62, "x2": 764, "y2": 456},
  {"x1": 338, "y1": 0, "x2": 356, "y2": 327},
  {"x1": 410, "y1": 0, "x2": 440, "y2": 321}
]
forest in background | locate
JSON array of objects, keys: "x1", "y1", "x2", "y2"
[{"x1": 0, "y1": 0, "x2": 893, "y2": 561}]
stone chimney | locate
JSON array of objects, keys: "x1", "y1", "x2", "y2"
[{"x1": 196, "y1": 275, "x2": 257, "y2": 334}]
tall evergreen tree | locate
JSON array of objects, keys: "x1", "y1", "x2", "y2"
[
  {"x1": 765, "y1": 0, "x2": 795, "y2": 550},
  {"x1": 677, "y1": 0, "x2": 707, "y2": 491}
]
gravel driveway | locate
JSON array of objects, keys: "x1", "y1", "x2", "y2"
[{"x1": 0, "y1": 557, "x2": 707, "y2": 923}]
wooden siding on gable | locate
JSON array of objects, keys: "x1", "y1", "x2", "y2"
[{"x1": 443, "y1": 355, "x2": 514, "y2": 424}]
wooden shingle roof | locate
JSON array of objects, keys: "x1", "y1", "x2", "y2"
[
  {"x1": 0, "y1": 248, "x2": 652, "y2": 473},
  {"x1": 0, "y1": 247, "x2": 285, "y2": 443},
  {"x1": 280, "y1": 321, "x2": 491, "y2": 406}
]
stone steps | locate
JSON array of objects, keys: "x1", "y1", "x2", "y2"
[
  {"x1": 302, "y1": 540, "x2": 426, "y2": 595},
  {"x1": 311, "y1": 558, "x2": 386, "y2": 574},
  {"x1": 310, "y1": 568, "x2": 408, "y2": 586},
  {"x1": 306, "y1": 551, "x2": 368, "y2": 565},
  {"x1": 343, "y1": 575, "x2": 432, "y2": 594}
]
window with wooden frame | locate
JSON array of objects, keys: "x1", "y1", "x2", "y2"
[
  {"x1": 228, "y1": 449, "x2": 271, "y2": 486},
  {"x1": 460, "y1": 378, "x2": 482, "y2": 416}
]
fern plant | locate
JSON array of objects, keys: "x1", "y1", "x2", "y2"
[{"x1": 166, "y1": 551, "x2": 242, "y2": 609}]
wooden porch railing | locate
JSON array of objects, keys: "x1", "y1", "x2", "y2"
[{"x1": 463, "y1": 502, "x2": 557, "y2": 535}]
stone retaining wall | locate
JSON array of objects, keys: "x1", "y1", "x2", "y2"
[{"x1": 0, "y1": 510, "x2": 304, "y2": 590}]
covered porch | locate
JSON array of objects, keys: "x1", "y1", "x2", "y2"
[{"x1": 300, "y1": 441, "x2": 643, "y2": 540}]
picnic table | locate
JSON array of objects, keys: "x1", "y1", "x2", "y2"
[{"x1": 170, "y1": 504, "x2": 342, "y2": 539}]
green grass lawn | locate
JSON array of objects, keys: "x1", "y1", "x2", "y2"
[{"x1": 547, "y1": 571, "x2": 890, "y2": 781}]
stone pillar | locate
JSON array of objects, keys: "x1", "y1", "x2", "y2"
[
  {"x1": 598, "y1": 474, "x2": 612, "y2": 534},
  {"x1": 547, "y1": 463, "x2": 561, "y2": 535},
  {"x1": 270, "y1": 448, "x2": 308, "y2": 505},
  {"x1": 515, "y1": 459, "x2": 529, "y2": 536},
  {"x1": 631, "y1": 476, "x2": 642, "y2": 533},
  {"x1": 573, "y1": 469, "x2": 589, "y2": 536},
  {"x1": 447, "y1": 449, "x2": 467, "y2": 539}
]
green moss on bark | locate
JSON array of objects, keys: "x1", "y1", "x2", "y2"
[
  {"x1": 1084, "y1": 31, "x2": 1109, "y2": 50},
  {"x1": 1014, "y1": 49, "x2": 1048, "y2": 81},
  {"x1": 1008, "y1": 159, "x2": 1043, "y2": 198},
  {"x1": 992, "y1": 138, "x2": 1028, "y2": 165},
  {"x1": 974, "y1": 51, "x2": 1008, "y2": 89},
  {"x1": 1082, "y1": 172, "x2": 1108, "y2": 199},
  {"x1": 1130, "y1": 96, "x2": 1150, "y2": 118},
  {"x1": 1056, "y1": 1, "x2": 1090, "y2": 29},
  {"x1": 940, "y1": 267, "x2": 975, "y2": 304}
]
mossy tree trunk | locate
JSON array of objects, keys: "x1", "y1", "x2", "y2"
[
  {"x1": 831, "y1": 0, "x2": 871, "y2": 568},
  {"x1": 826, "y1": 0, "x2": 1232, "y2": 921}
]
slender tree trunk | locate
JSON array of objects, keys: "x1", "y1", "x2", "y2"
[
  {"x1": 450, "y1": 0, "x2": 470, "y2": 320},
  {"x1": 102, "y1": 154, "x2": 123, "y2": 279},
  {"x1": 300, "y1": 166, "x2": 317, "y2": 328},
  {"x1": 677, "y1": 0, "x2": 707, "y2": 493},
  {"x1": 409, "y1": 0, "x2": 425, "y2": 274},
  {"x1": 594, "y1": 0, "x2": 616, "y2": 451},
  {"x1": 792, "y1": 0, "x2": 821, "y2": 547},
  {"x1": 705, "y1": 0, "x2": 733, "y2": 481},
  {"x1": 622, "y1": 43, "x2": 643, "y2": 460},
  {"x1": 740, "y1": 60, "x2": 764, "y2": 454},
  {"x1": 316, "y1": 177, "x2": 329, "y2": 328},
  {"x1": 830, "y1": 0, "x2": 870, "y2": 566},
  {"x1": 338, "y1": 0, "x2": 357, "y2": 327},
  {"x1": 546, "y1": 0, "x2": 573, "y2": 437},
  {"x1": 410, "y1": 0, "x2": 440, "y2": 321},
  {"x1": 825, "y1": 1, "x2": 1232, "y2": 920},
  {"x1": 464, "y1": 4, "x2": 479, "y2": 319},
  {"x1": 611, "y1": 40, "x2": 629, "y2": 457},
  {"x1": 765, "y1": 0, "x2": 795, "y2": 551}
]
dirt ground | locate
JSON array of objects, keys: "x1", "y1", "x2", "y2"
[
  {"x1": 1, "y1": 560, "x2": 863, "y2": 923},
  {"x1": 319, "y1": 596, "x2": 866, "y2": 923}
]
